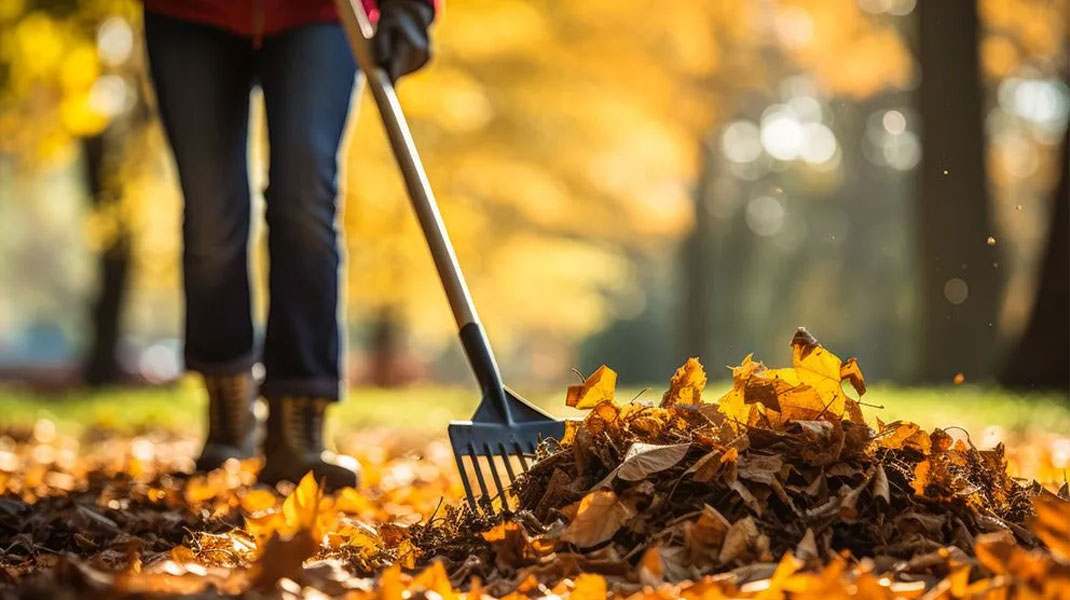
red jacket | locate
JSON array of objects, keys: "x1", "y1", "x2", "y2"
[{"x1": 143, "y1": 0, "x2": 435, "y2": 42}]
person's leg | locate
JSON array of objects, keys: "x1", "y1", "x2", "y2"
[
  {"x1": 258, "y1": 22, "x2": 356, "y2": 402},
  {"x1": 255, "y1": 22, "x2": 358, "y2": 489},
  {"x1": 144, "y1": 11, "x2": 259, "y2": 469}
]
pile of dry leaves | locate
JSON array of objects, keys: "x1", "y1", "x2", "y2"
[
  {"x1": 0, "y1": 328, "x2": 1067, "y2": 599},
  {"x1": 415, "y1": 329, "x2": 1069, "y2": 598}
]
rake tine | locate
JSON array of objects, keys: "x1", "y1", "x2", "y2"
[
  {"x1": 482, "y1": 443, "x2": 509, "y2": 512},
  {"x1": 497, "y1": 443, "x2": 518, "y2": 485},
  {"x1": 453, "y1": 450, "x2": 478, "y2": 511},
  {"x1": 466, "y1": 443, "x2": 493, "y2": 512},
  {"x1": 513, "y1": 442, "x2": 529, "y2": 472}
]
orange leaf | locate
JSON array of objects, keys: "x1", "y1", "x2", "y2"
[
  {"x1": 911, "y1": 459, "x2": 931, "y2": 496},
  {"x1": 571, "y1": 573, "x2": 607, "y2": 600},
  {"x1": 1032, "y1": 494, "x2": 1070, "y2": 560},
  {"x1": 638, "y1": 545, "x2": 664, "y2": 586},
  {"x1": 240, "y1": 489, "x2": 278, "y2": 514},
  {"x1": 411, "y1": 560, "x2": 453, "y2": 598}
]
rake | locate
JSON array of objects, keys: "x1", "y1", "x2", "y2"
[{"x1": 336, "y1": 0, "x2": 567, "y2": 516}]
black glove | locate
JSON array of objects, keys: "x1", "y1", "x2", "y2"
[{"x1": 372, "y1": 0, "x2": 434, "y2": 82}]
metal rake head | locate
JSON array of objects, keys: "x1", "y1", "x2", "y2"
[{"x1": 448, "y1": 387, "x2": 565, "y2": 516}]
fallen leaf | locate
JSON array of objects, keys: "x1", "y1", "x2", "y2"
[
  {"x1": 718, "y1": 516, "x2": 760, "y2": 564},
  {"x1": 614, "y1": 442, "x2": 691, "y2": 482},
  {"x1": 560, "y1": 490, "x2": 634, "y2": 548},
  {"x1": 662, "y1": 358, "x2": 707, "y2": 407},
  {"x1": 567, "y1": 366, "x2": 617, "y2": 409}
]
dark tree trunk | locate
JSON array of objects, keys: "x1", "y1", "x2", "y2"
[
  {"x1": 82, "y1": 133, "x2": 131, "y2": 386},
  {"x1": 368, "y1": 306, "x2": 406, "y2": 387},
  {"x1": 680, "y1": 142, "x2": 715, "y2": 360},
  {"x1": 917, "y1": 0, "x2": 1001, "y2": 383},
  {"x1": 999, "y1": 131, "x2": 1069, "y2": 390}
]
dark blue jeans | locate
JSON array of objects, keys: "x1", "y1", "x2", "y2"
[{"x1": 145, "y1": 11, "x2": 357, "y2": 401}]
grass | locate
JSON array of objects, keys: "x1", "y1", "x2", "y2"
[{"x1": 0, "y1": 377, "x2": 1065, "y2": 439}]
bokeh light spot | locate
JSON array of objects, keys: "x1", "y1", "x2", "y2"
[{"x1": 943, "y1": 278, "x2": 969, "y2": 305}]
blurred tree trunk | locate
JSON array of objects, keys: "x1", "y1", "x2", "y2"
[
  {"x1": 368, "y1": 306, "x2": 406, "y2": 387},
  {"x1": 680, "y1": 141, "x2": 715, "y2": 360},
  {"x1": 999, "y1": 131, "x2": 1069, "y2": 390},
  {"x1": 917, "y1": 0, "x2": 1001, "y2": 383},
  {"x1": 82, "y1": 132, "x2": 131, "y2": 386}
]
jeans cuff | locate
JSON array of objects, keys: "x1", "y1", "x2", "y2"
[
  {"x1": 185, "y1": 350, "x2": 259, "y2": 376},
  {"x1": 261, "y1": 378, "x2": 341, "y2": 402}
]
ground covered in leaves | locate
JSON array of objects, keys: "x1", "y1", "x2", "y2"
[{"x1": 1, "y1": 329, "x2": 1068, "y2": 599}]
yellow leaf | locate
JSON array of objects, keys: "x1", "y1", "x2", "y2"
[
  {"x1": 244, "y1": 510, "x2": 287, "y2": 546},
  {"x1": 282, "y1": 471, "x2": 323, "y2": 532},
  {"x1": 566, "y1": 365, "x2": 617, "y2": 409},
  {"x1": 789, "y1": 328, "x2": 847, "y2": 417},
  {"x1": 333, "y1": 487, "x2": 376, "y2": 516},
  {"x1": 661, "y1": 357, "x2": 707, "y2": 407}
]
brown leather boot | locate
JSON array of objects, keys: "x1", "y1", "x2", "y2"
[
  {"x1": 258, "y1": 397, "x2": 360, "y2": 492},
  {"x1": 195, "y1": 373, "x2": 259, "y2": 472}
]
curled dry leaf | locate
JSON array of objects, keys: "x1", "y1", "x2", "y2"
[{"x1": 661, "y1": 357, "x2": 707, "y2": 408}]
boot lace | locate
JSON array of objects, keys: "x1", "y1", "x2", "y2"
[
  {"x1": 280, "y1": 397, "x2": 327, "y2": 454},
  {"x1": 205, "y1": 374, "x2": 251, "y2": 443},
  {"x1": 205, "y1": 377, "x2": 223, "y2": 441},
  {"x1": 220, "y1": 375, "x2": 250, "y2": 441}
]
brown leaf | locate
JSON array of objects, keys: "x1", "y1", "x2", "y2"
[
  {"x1": 685, "y1": 449, "x2": 726, "y2": 483},
  {"x1": 871, "y1": 464, "x2": 890, "y2": 504},
  {"x1": 728, "y1": 479, "x2": 763, "y2": 516},
  {"x1": 795, "y1": 528, "x2": 819, "y2": 562},
  {"x1": 559, "y1": 490, "x2": 634, "y2": 548},
  {"x1": 614, "y1": 442, "x2": 691, "y2": 482},
  {"x1": 250, "y1": 530, "x2": 318, "y2": 590},
  {"x1": 839, "y1": 469, "x2": 875, "y2": 521},
  {"x1": 718, "y1": 516, "x2": 760, "y2": 564},
  {"x1": 685, "y1": 504, "x2": 731, "y2": 566}
]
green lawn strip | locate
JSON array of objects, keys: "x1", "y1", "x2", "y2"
[{"x1": 0, "y1": 380, "x2": 1065, "y2": 439}]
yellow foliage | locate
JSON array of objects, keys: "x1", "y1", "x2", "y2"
[
  {"x1": 661, "y1": 357, "x2": 708, "y2": 407},
  {"x1": 718, "y1": 330, "x2": 868, "y2": 430},
  {"x1": 566, "y1": 365, "x2": 617, "y2": 410}
]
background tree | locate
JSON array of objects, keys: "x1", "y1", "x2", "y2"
[
  {"x1": 1000, "y1": 129, "x2": 1069, "y2": 389},
  {"x1": 917, "y1": 0, "x2": 1002, "y2": 383}
]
